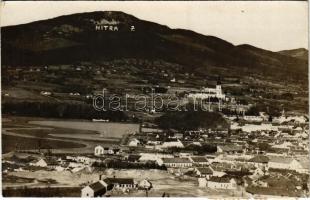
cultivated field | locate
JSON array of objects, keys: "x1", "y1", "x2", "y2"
[
  {"x1": 29, "y1": 120, "x2": 139, "y2": 138},
  {"x1": 3, "y1": 169, "x2": 248, "y2": 197},
  {"x1": 2, "y1": 116, "x2": 123, "y2": 154}
]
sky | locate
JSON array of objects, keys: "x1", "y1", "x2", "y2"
[{"x1": 1, "y1": 1, "x2": 308, "y2": 51}]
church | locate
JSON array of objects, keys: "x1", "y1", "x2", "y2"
[{"x1": 188, "y1": 79, "x2": 225, "y2": 100}]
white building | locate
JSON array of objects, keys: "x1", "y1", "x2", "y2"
[
  {"x1": 268, "y1": 156, "x2": 304, "y2": 171},
  {"x1": 157, "y1": 139, "x2": 184, "y2": 149},
  {"x1": 207, "y1": 177, "x2": 237, "y2": 190},
  {"x1": 128, "y1": 138, "x2": 141, "y2": 147},
  {"x1": 195, "y1": 167, "x2": 213, "y2": 178},
  {"x1": 94, "y1": 145, "x2": 121, "y2": 156},
  {"x1": 29, "y1": 158, "x2": 48, "y2": 167},
  {"x1": 94, "y1": 145, "x2": 104, "y2": 156},
  {"x1": 139, "y1": 153, "x2": 174, "y2": 162},
  {"x1": 81, "y1": 181, "x2": 107, "y2": 197},
  {"x1": 189, "y1": 156, "x2": 209, "y2": 165},
  {"x1": 188, "y1": 83, "x2": 225, "y2": 100},
  {"x1": 198, "y1": 178, "x2": 208, "y2": 188},
  {"x1": 157, "y1": 157, "x2": 192, "y2": 168}
]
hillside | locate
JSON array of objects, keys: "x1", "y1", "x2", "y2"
[
  {"x1": 2, "y1": 11, "x2": 307, "y2": 79},
  {"x1": 278, "y1": 48, "x2": 308, "y2": 61},
  {"x1": 2, "y1": 11, "x2": 308, "y2": 117}
]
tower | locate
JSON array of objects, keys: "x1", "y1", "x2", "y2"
[{"x1": 216, "y1": 76, "x2": 222, "y2": 95}]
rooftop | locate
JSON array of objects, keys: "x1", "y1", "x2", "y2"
[
  {"x1": 249, "y1": 155, "x2": 269, "y2": 163},
  {"x1": 103, "y1": 178, "x2": 134, "y2": 185},
  {"x1": 88, "y1": 181, "x2": 106, "y2": 193},
  {"x1": 196, "y1": 167, "x2": 213, "y2": 174},
  {"x1": 190, "y1": 156, "x2": 208, "y2": 163},
  {"x1": 162, "y1": 158, "x2": 191, "y2": 163}
]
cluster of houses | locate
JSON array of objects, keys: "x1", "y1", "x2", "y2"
[
  {"x1": 81, "y1": 176, "x2": 136, "y2": 197},
  {"x1": 81, "y1": 175, "x2": 153, "y2": 197},
  {"x1": 2, "y1": 107, "x2": 308, "y2": 197}
]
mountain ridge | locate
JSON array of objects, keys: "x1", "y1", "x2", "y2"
[{"x1": 2, "y1": 11, "x2": 308, "y2": 80}]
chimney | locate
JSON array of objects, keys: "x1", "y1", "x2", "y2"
[{"x1": 99, "y1": 174, "x2": 102, "y2": 180}]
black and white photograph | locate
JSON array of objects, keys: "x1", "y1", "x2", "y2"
[{"x1": 1, "y1": 1, "x2": 309, "y2": 198}]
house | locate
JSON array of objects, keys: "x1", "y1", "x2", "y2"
[
  {"x1": 139, "y1": 153, "x2": 174, "y2": 162},
  {"x1": 94, "y1": 145, "x2": 121, "y2": 156},
  {"x1": 160, "y1": 139, "x2": 184, "y2": 149},
  {"x1": 81, "y1": 181, "x2": 106, "y2": 197},
  {"x1": 45, "y1": 158, "x2": 59, "y2": 169},
  {"x1": 102, "y1": 177, "x2": 136, "y2": 190},
  {"x1": 189, "y1": 156, "x2": 209, "y2": 166},
  {"x1": 138, "y1": 179, "x2": 153, "y2": 190},
  {"x1": 198, "y1": 178, "x2": 208, "y2": 188},
  {"x1": 217, "y1": 145, "x2": 243, "y2": 154},
  {"x1": 76, "y1": 156, "x2": 97, "y2": 165},
  {"x1": 127, "y1": 154, "x2": 141, "y2": 163},
  {"x1": 158, "y1": 157, "x2": 192, "y2": 168},
  {"x1": 195, "y1": 167, "x2": 213, "y2": 179},
  {"x1": 268, "y1": 156, "x2": 303, "y2": 171},
  {"x1": 271, "y1": 141, "x2": 293, "y2": 150},
  {"x1": 207, "y1": 177, "x2": 237, "y2": 190},
  {"x1": 128, "y1": 138, "x2": 141, "y2": 147},
  {"x1": 29, "y1": 158, "x2": 48, "y2": 167},
  {"x1": 94, "y1": 145, "x2": 104, "y2": 156},
  {"x1": 250, "y1": 167, "x2": 266, "y2": 179},
  {"x1": 294, "y1": 157, "x2": 310, "y2": 174},
  {"x1": 248, "y1": 155, "x2": 269, "y2": 168}
]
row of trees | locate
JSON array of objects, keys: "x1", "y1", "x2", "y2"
[
  {"x1": 92, "y1": 160, "x2": 167, "y2": 170},
  {"x1": 2, "y1": 101, "x2": 128, "y2": 121}
]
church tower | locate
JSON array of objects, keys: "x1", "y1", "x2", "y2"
[{"x1": 216, "y1": 76, "x2": 222, "y2": 95}]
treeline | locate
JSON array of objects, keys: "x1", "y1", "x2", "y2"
[
  {"x1": 3, "y1": 187, "x2": 81, "y2": 197},
  {"x1": 155, "y1": 104, "x2": 229, "y2": 131},
  {"x1": 2, "y1": 101, "x2": 128, "y2": 121},
  {"x1": 166, "y1": 143, "x2": 217, "y2": 155},
  {"x1": 92, "y1": 160, "x2": 167, "y2": 170}
]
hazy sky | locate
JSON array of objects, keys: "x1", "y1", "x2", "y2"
[{"x1": 1, "y1": 1, "x2": 308, "y2": 51}]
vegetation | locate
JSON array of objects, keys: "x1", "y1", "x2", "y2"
[
  {"x1": 2, "y1": 101, "x2": 128, "y2": 121},
  {"x1": 92, "y1": 160, "x2": 167, "y2": 170},
  {"x1": 3, "y1": 187, "x2": 81, "y2": 197},
  {"x1": 166, "y1": 143, "x2": 217, "y2": 155},
  {"x1": 2, "y1": 135, "x2": 85, "y2": 153},
  {"x1": 155, "y1": 104, "x2": 229, "y2": 131}
]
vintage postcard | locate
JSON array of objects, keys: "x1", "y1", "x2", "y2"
[{"x1": 1, "y1": 1, "x2": 309, "y2": 198}]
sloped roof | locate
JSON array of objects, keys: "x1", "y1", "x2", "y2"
[
  {"x1": 88, "y1": 181, "x2": 106, "y2": 193},
  {"x1": 218, "y1": 145, "x2": 243, "y2": 152},
  {"x1": 196, "y1": 167, "x2": 213, "y2": 174},
  {"x1": 103, "y1": 178, "x2": 134, "y2": 185},
  {"x1": 128, "y1": 154, "x2": 141, "y2": 162},
  {"x1": 208, "y1": 176, "x2": 232, "y2": 183},
  {"x1": 191, "y1": 156, "x2": 208, "y2": 163},
  {"x1": 268, "y1": 156, "x2": 294, "y2": 164},
  {"x1": 162, "y1": 158, "x2": 191, "y2": 164},
  {"x1": 295, "y1": 157, "x2": 309, "y2": 169},
  {"x1": 249, "y1": 155, "x2": 269, "y2": 163}
]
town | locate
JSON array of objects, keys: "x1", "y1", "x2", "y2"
[
  {"x1": 2, "y1": 74, "x2": 309, "y2": 197},
  {"x1": 1, "y1": 9, "x2": 308, "y2": 198}
]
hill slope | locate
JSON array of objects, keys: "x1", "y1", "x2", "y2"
[
  {"x1": 2, "y1": 11, "x2": 307, "y2": 79},
  {"x1": 278, "y1": 48, "x2": 308, "y2": 61}
]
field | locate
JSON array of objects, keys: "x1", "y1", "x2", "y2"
[
  {"x1": 3, "y1": 187, "x2": 81, "y2": 197},
  {"x1": 29, "y1": 120, "x2": 139, "y2": 138},
  {"x1": 2, "y1": 116, "x2": 124, "y2": 154},
  {"x1": 2, "y1": 135, "x2": 85, "y2": 154},
  {"x1": 3, "y1": 169, "x2": 248, "y2": 197}
]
